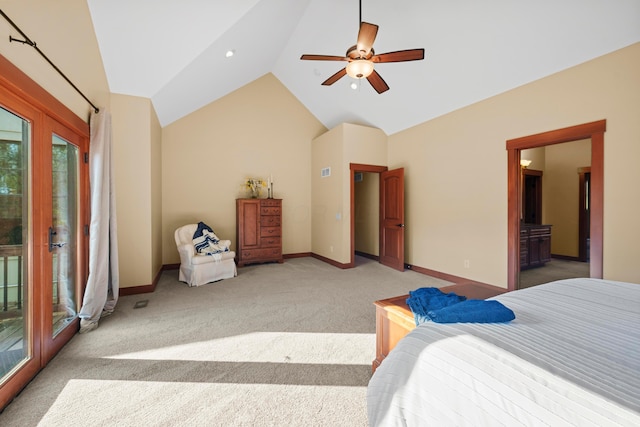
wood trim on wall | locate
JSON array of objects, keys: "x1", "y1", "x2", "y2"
[
  {"x1": 311, "y1": 252, "x2": 352, "y2": 269},
  {"x1": 408, "y1": 264, "x2": 496, "y2": 288},
  {"x1": 283, "y1": 252, "x2": 312, "y2": 260},
  {"x1": 506, "y1": 120, "x2": 605, "y2": 291},
  {"x1": 119, "y1": 266, "x2": 164, "y2": 296},
  {"x1": 355, "y1": 251, "x2": 379, "y2": 262}
]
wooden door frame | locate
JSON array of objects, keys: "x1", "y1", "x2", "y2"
[
  {"x1": 350, "y1": 163, "x2": 388, "y2": 268},
  {"x1": 0, "y1": 53, "x2": 90, "y2": 410},
  {"x1": 506, "y1": 120, "x2": 605, "y2": 291}
]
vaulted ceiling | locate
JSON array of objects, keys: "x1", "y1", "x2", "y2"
[{"x1": 88, "y1": 0, "x2": 640, "y2": 135}]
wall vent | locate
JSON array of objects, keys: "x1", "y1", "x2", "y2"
[
  {"x1": 321, "y1": 167, "x2": 331, "y2": 177},
  {"x1": 354, "y1": 172, "x2": 363, "y2": 182}
]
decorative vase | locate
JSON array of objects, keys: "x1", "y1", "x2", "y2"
[{"x1": 250, "y1": 188, "x2": 261, "y2": 198}]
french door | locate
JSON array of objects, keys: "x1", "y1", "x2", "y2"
[{"x1": 0, "y1": 72, "x2": 89, "y2": 409}]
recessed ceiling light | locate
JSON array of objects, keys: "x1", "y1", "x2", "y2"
[
  {"x1": 350, "y1": 82, "x2": 358, "y2": 90},
  {"x1": 225, "y1": 50, "x2": 235, "y2": 58}
]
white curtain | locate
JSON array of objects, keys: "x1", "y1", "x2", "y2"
[{"x1": 79, "y1": 110, "x2": 119, "y2": 333}]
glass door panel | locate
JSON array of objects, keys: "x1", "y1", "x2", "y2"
[
  {"x1": 1, "y1": 56, "x2": 89, "y2": 410},
  {"x1": 50, "y1": 135, "x2": 79, "y2": 337},
  {"x1": 0, "y1": 107, "x2": 30, "y2": 380}
]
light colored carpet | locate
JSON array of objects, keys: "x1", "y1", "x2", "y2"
[
  {"x1": 519, "y1": 258, "x2": 590, "y2": 289},
  {"x1": 0, "y1": 256, "x2": 452, "y2": 426}
]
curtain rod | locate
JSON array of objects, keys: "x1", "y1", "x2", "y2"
[{"x1": 0, "y1": 9, "x2": 99, "y2": 113}]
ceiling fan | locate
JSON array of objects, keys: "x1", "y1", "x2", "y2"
[{"x1": 300, "y1": 1, "x2": 424, "y2": 94}]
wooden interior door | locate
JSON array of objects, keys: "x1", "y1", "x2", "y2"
[
  {"x1": 379, "y1": 168, "x2": 405, "y2": 271},
  {"x1": 522, "y1": 169, "x2": 542, "y2": 224},
  {"x1": 578, "y1": 168, "x2": 591, "y2": 262}
]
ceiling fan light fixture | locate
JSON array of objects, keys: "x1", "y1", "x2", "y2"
[{"x1": 346, "y1": 59, "x2": 374, "y2": 79}]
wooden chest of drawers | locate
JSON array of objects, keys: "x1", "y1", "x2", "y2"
[
  {"x1": 520, "y1": 223, "x2": 552, "y2": 269},
  {"x1": 236, "y1": 198, "x2": 283, "y2": 267}
]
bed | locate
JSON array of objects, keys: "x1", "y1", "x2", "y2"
[{"x1": 367, "y1": 278, "x2": 640, "y2": 426}]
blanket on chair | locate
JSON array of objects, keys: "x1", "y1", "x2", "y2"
[{"x1": 192, "y1": 222, "x2": 230, "y2": 255}]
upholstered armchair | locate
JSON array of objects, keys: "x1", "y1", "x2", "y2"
[{"x1": 174, "y1": 223, "x2": 237, "y2": 287}]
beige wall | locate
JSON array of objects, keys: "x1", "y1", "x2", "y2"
[
  {"x1": 2, "y1": 2, "x2": 638, "y2": 289},
  {"x1": 520, "y1": 148, "x2": 546, "y2": 177},
  {"x1": 111, "y1": 94, "x2": 162, "y2": 287},
  {"x1": 544, "y1": 140, "x2": 591, "y2": 257},
  {"x1": 161, "y1": 73, "x2": 326, "y2": 265},
  {"x1": 312, "y1": 123, "x2": 387, "y2": 263},
  {"x1": 150, "y1": 106, "x2": 163, "y2": 279},
  {"x1": 389, "y1": 43, "x2": 640, "y2": 287},
  {"x1": 311, "y1": 125, "x2": 344, "y2": 260},
  {"x1": 0, "y1": 0, "x2": 110, "y2": 119}
]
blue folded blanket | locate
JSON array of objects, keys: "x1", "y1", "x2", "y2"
[
  {"x1": 406, "y1": 287, "x2": 467, "y2": 326},
  {"x1": 406, "y1": 287, "x2": 515, "y2": 325},
  {"x1": 427, "y1": 299, "x2": 515, "y2": 324}
]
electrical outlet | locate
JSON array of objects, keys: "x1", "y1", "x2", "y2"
[{"x1": 464, "y1": 260, "x2": 470, "y2": 269}]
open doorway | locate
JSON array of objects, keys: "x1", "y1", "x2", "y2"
[
  {"x1": 354, "y1": 171, "x2": 380, "y2": 262},
  {"x1": 350, "y1": 164, "x2": 387, "y2": 269},
  {"x1": 506, "y1": 120, "x2": 605, "y2": 291},
  {"x1": 518, "y1": 143, "x2": 592, "y2": 289},
  {"x1": 350, "y1": 163, "x2": 405, "y2": 271}
]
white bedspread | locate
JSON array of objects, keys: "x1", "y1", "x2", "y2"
[{"x1": 367, "y1": 278, "x2": 640, "y2": 426}]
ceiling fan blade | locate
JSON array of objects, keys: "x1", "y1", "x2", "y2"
[
  {"x1": 322, "y1": 68, "x2": 347, "y2": 86},
  {"x1": 366, "y1": 70, "x2": 389, "y2": 94},
  {"x1": 300, "y1": 54, "x2": 348, "y2": 61},
  {"x1": 372, "y1": 49, "x2": 425, "y2": 63},
  {"x1": 356, "y1": 22, "x2": 378, "y2": 57}
]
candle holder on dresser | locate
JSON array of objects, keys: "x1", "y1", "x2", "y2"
[{"x1": 267, "y1": 174, "x2": 274, "y2": 199}]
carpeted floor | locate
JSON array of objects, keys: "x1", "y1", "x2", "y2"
[
  {"x1": 519, "y1": 258, "x2": 590, "y2": 289},
  {"x1": 0, "y1": 256, "x2": 452, "y2": 426}
]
